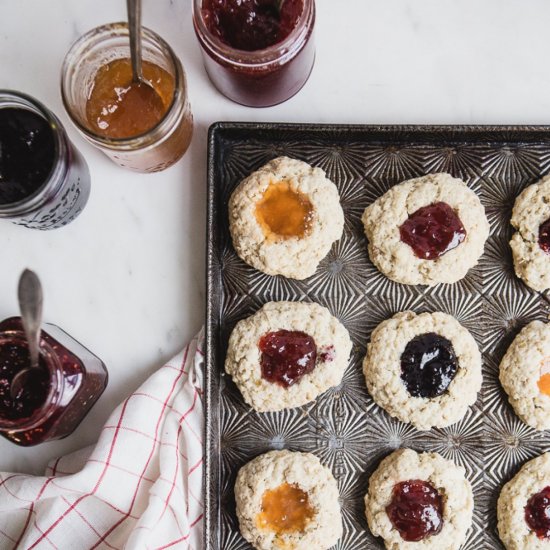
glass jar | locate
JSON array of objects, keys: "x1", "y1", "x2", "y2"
[
  {"x1": 193, "y1": 0, "x2": 315, "y2": 107},
  {"x1": 0, "y1": 91, "x2": 91, "y2": 230},
  {"x1": 0, "y1": 317, "x2": 108, "y2": 446},
  {"x1": 61, "y1": 23, "x2": 193, "y2": 173}
]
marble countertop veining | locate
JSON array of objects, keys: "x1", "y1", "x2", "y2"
[{"x1": 1, "y1": 0, "x2": 550, "y2": 474}]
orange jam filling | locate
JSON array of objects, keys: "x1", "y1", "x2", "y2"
[
  {"x1": 538, "y1": 357, "x2": 550, "y2": 396},
  {"x1": 256, "y1": 482, "x2": 314, "y2": 535},
  {"x1": 255, "y1": 181, "x2": 313, "y2": 239},
  {"x1": 85, "y1": 58, "x2": 174, "y2": 139}
]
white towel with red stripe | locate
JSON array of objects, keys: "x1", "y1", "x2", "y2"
[{"x1": 0, "y1": 330, "x2": 204, "y2": 550}]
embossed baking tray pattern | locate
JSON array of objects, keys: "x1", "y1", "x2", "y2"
[{"x1": 205, "y1": 123, "x2": 550, "y2": 549}]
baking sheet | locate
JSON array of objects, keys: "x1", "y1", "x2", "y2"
[{"x1": 205, "y1": 123, "x2": 550, "y2": 549}]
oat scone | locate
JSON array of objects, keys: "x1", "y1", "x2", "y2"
[
  {"x1": 361, "y1": 173, "x2": 489, "y2": 285},
  {"x1": 363, "y1": 311, "x2": 482, "y2": 430},
  {"x1": 510, "y1": 175, "x2": 550, "y2": 291},
  {"x1": 235, "y1": 450, "x2": 342, "y2": 550},
  {"x1": 498, "y1": 452, "x2": 550, "y2": 549},
  {"x1": 499, "y1": 320, "x2": 550, "y2": 430},
  {"x1": 226, "y1": 301, "x2": 352, "y2": 412},
  {"x1": 229, "y1": 156, "x2": 344, "y2": 280},
  {"x1": 365, "y1": 448, "x2": 473, "y2": 549}
]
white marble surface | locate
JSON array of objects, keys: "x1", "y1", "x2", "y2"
[{"x1": 1, "y1": 0, "x2": 550, "y2": 474}]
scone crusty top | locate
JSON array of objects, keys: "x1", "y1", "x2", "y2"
[
  {"x1": 510, "y1": 175, "x2": 550, "y2": 291},
  {"x1": 499, "y1": 320, "x2": 550, "y2": 430},
  {"x1": 365, "y1": 448, "x2": 473, "y2": 550},
  {"x1": 225, "y1": 301, "x2": 352, "y2": 412},
  {"x1": 235, "y1": 450, "x2": 342, "y2": 550},
  {"x1": 363, "y1": 311, "x2": 482, "y2": 430},
  {"x1": 229, "y1": 156, "x2": 344, "y2": 280},
  {"x1": 498, "y1": 452, "x2": 550, "y2": 550},
  {"x1": 362, "y1": 173, "x2": 489, "y2": 285}
]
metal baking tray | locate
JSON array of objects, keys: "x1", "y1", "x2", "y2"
[{"x1": 205, "y1": 123, "x2": 550, "y2": 549}]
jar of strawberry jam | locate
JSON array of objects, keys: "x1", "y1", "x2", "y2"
[
  {"x1": 0, "y1": 317, "x2": 108, "y2": 446},
  {"x1": 193, "y1": 0, "x2": 316, "y2": 107}
]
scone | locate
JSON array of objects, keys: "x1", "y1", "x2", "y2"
[
  {"x1": 363, "y1": 311, "x2": 482, "y2": 430},
  {"x1": 362, "y1": 173, "x2": 489, "y2": 285},
  {"x1": 229, "y1": 156, "x2": 344, "y2": 279},
  {"x1": 510, "y1": 175, "x2": 550, "y2": 291},
  {"x1": 498, "y1": 452, "x2": 550, "y2": 549},
  {"x1": 499, "y1": 320, "x2": 550, "y2": 430},
  {"x1": 365, "y1": 448, "x2": 473, "y2": 550},
  {"x1": 225, "y1": 301, "x2": 352, "y2": 412},
  {"x1": 235, "y1": 450, "x2": 342, "y2": 550}
]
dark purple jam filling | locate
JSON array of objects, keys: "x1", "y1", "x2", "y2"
[
  {"x1": 538, "y1": 218, "x2": 550, "y2": 254},
  {"x1": 525, "y1": 486, "x2": 550, "y2": 539}
]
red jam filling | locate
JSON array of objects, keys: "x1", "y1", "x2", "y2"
[
  {"x1": 399, "y1": 202, "x2": 466, "y2": 260},
  {"x1": 386, "y1": 480, "x2": 443, "y2": 542},
  {"x1": 259, "y1": 329, "x2": 316, "y2": 388},
  {"x1": 201, "y1": 0, "x2": 304, "y2": 51},
  {"x1": 525, "y1": 486, "x2": 550, "y2": 539},
  {"x1": 0, "y1": 342, "x2": 50, "y2": 421},
  {"x1": 539, "y1": 218, "x2": 550, "y2": 254}
]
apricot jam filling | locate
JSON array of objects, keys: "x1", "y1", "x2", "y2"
[
  {"x1": 257, "y1": 482, "x2": 314, "y2": 534},
  {"x1": 255, "y1": 181, "x2": 313, "y2": 240},
  {"x1": 538, "y1": 357, "x2": 550, "y2": 396}
]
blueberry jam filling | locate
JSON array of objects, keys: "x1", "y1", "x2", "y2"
[
  {"x1": 259, "y1": 329, "x2": 316, "y2": 388},
  {"x1": 386, "y1": 480, "x2": 443, "y2": 542},
  {"x1": 525, "y1": 486, "x2": 550, "y2": 539},
  {"x1": 399, "y1": 202, "x2": 466, "y2": 260},
  {"x1": 400, "y1": 332, "x2": 458, "y2": 398}
]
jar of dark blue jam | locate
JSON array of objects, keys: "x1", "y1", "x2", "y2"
[
  {"x1": 0, "y1": 317, "x2": 108, "y2": 446},
  {"x1": 0, "y1": 90, "x2": 91, "y2": 230}
]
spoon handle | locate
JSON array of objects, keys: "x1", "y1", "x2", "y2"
[
  {"x1": 18, "y1": 269, "x2": 43, "y2": 369},
  {"x1": 127, "y1": 0, "x2": 144, "y2": 82}
]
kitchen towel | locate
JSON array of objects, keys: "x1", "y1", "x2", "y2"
[{"x1": 0, "y1": 330, "x2": 204, "y2": 550}]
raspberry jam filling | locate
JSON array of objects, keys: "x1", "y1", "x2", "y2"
[
  {"x1": 386, "y1": 480, "x2": 443, "y2": 542},
  {"x1": 525, "y1": 486, "x2": 550, "y2": 539},
  {"x1": 399, "y1": 202, "x2": 466, "y2": 260},
  {"x1": 257, "y1": 482, "x2": 314, "y2": 534},
  {"x1": 259, "y1": 329, "x2": 316, "y2": 387},
  {"x1": 539, "y1": 218, "x2": 550, "y2": 254},
  {"x1": 255, "y1": 181, "x2": 314, "y2": 240},
  {"x1": 400, "y1": 333, "x2": 458, "y2": 398}
]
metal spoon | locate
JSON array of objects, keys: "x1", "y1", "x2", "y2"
[{"x1": 10, "y1": 269, "x2": 43, "y2": 400}]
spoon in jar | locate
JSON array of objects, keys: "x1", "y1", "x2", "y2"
[{"x1": 10, "y1": 269, "x2": 44, "y2": 400}]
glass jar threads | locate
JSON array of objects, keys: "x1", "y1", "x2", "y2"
[
  {"x1": 0, "y1": 317, "x2": 108, "y2": 446},
  {"x1": 193, "y1": 0, "x2": 316, "y2": 107},
  {"x1": 61, "y1": 23, "x2": 193, "y2": 173},
  {"x1": 0, "y1": 90, "x2": 91, "y2": 230}
]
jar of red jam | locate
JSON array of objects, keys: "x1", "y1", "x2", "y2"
[
  {"x1": 0, "y1": 317, "x2": 108, "y2": 446},
  {"x1": 61, "y1": 23, "x2": 193, "y2": 173},
  {"x1": 0, "y1": 90, "x2": 91, "y2": 230},
  {"x1": 193, "y1": 0, "x2": 316, "y2": 107}
]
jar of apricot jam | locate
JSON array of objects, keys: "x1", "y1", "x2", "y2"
[
  {"x1": 61, "y1": 23, "x2": 193, "y2": 173},
  {"x1": 193, "y1": 0, "x2": 315, "y2": 107},
  {"x1": 0, "y1": 90, "x2": 91, "y2": 230},
  {"x1": 0, "y1": 317, "x2": 108, "y2": 446}
]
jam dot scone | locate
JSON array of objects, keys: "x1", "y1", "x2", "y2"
[
  {"x1": 235, "y1": 450, "x2": 342, "y2": 550},
  {"x1": 498, "y1": 452, "x2": 550, "y2": 549},
  {"x1": 510, "y1": 175, "x2": 550, "y2": 291},
  {"x1": 363, "y1": 311, "x2": 482, "y2": 430},
  {"x1": 229, "y1": 156, "x2": 344, "y2": 279},
  {"x1": 365, "y1": 448, "x2": 473, "y2": 549},
  {"x1": 362, "y1": 173, "x2": 489, "y2": 285},
  {"x1": 226, "y1": 301, "x2": 352, "y2": 412},
  {"x1": 499, "y1": 320, "x2": 550, "y2": 430}
]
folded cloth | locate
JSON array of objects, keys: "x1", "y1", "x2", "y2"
[{"x1": 0, "y1": 330, "x2": 204, "y2": 550}]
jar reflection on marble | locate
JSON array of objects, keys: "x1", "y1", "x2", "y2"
[{"x1": 0, "y1": 90, "x2": 91, "y2": 230}]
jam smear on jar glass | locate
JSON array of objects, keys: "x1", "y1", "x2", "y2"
[
  {"x1": 400, "y1": 332, "x2": 458, "y2": 398},
  {"x1": 257, "y1": 482, "x2": 314, "y2": 534},
  {"x1": 259, "y1": 329, "x2": 316, "y2": 387},
  {"x1": 399, "y1": 202, "x2": 466, "y2": 260},
  {"x1": 525, "y1": 486, "x2": 550, "y2": 538},
  {"x1": 386, "y1": 480, "x2": 443, "y2": 542},
  {"x1": 538, "y1": 218, "x2": 550, "y2": 254}
]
